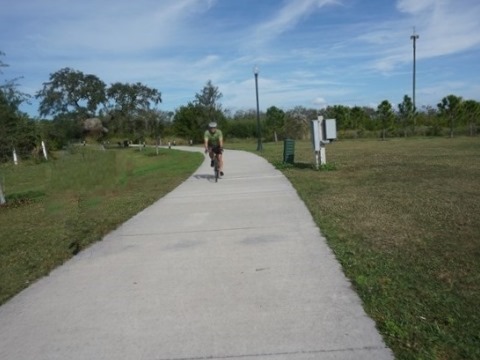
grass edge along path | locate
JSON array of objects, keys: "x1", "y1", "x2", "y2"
[
  {"x1": 230, "y1": 137, "x2": 480, "y2": 360},
  {"x1": 0, "y1": 146, "x2": 203, "y2": 305},
  {"x1": 2, "y1": 139, "x2": 479, "y2": 359}
]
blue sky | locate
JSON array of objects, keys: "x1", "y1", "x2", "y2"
[{"x1": 1, "y1": 0, "x2": 480, "y2": 118}]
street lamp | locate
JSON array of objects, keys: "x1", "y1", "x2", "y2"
[
  {"x1": 410, "y1": 28, "x2": 419, "y2": 131},
  {"x1": 253, "y1": 65, "x2": 263, "y2": 151}
]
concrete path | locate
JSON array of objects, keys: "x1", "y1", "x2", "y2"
[{"x1": 0, "y1": 148, "x2": 393, "y2": 360}]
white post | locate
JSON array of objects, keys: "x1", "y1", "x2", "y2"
[
  {"x1": 320, "y1": 144, "x2": 327, "y2": 165},
  {"x1": 41, "y1": 141, "x2": 48, "y2": 160},
  {"x1": 311, "y1": 117, "x2": 321, "y2": 169},
  {"x1": 13, "y1": 149, "x2": 18, "y2": 165},
  {"x1": 0, "y1": 181, "x2": 5, "y2": 205},
  {"x1": 318, "y1": 117, "x2": 327, "y2": 165}
]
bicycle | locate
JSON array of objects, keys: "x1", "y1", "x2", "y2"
[
  {"x1": 206, "y1": 147, "x2": 223, "y2": 182},
  {"x1": 212, "y1": 152, "x2": 220, "y2": 182}
]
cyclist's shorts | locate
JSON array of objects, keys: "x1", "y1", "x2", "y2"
[{"x1": 209, "y1": 145, "x2": 223, "y2": 154}]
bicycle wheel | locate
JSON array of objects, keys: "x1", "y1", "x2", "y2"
[{"x1": 213, "y1": 157, "x2": 219, "y2": 182}]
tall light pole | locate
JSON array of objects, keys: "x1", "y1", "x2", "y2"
[
  {"x1": 410, "y1": 28, "x2": 419, "y2": 131},
  {"x1": 253, "y1": 66, "x2": 263, "y2": 151}
]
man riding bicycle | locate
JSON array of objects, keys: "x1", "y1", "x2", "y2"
[{"x1": 204, "y1": 122, "x2": 224, "y2": 176}]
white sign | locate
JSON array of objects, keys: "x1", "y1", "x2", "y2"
[{"x1": 323, "y1": 119, "x2": 337, "y2": 141}]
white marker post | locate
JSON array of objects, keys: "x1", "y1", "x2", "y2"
[
  {"x1": 41, "y1": 141, "x2": 48, "y2": 160},
  {"x1": 13, "y1": 149, "x2": 18, "y2": 165},
  {"x1": 311, "y1": 117, "x2": 322, "y2": 169},
  {"x1": 0, "y1": 181, "x2": 5, "y2": 205}
]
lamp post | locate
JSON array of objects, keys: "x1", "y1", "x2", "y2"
[
  {"x1": 253, "y1": 66, "x2": 263, "y2": 151},
  {"x1": 410, "y1": 28, "x2": 419, "y2": 131}
]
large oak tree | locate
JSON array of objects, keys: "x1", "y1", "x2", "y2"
[{"x1": 36, "y1": 67, "x2": 107, "y2": 119}]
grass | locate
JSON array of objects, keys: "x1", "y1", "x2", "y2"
[
  {"x1": 229, "y1": 137, "x2": 480, "y2": 360},
  {"x1": 1, "y1": 138, "x2": 479, "y2": 359},
  {"x1": 0, "y1": 145, "x2": 203, "y2": 304}
]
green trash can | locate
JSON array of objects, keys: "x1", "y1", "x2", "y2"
[{"x1": 283, "y1": 138, "x2": 295, "y2": 164}]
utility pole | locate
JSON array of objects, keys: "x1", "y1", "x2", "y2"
[
  {"x1": 253, "y1": 66, "x2": 263, "y2": 151},
  {"x1": 410, "y1": 28, "x2": 419, "y2": 132}
]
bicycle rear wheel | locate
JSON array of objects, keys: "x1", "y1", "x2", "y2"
[{"x1": 214, "y1": 157, "x2": 219, "y2": 182}]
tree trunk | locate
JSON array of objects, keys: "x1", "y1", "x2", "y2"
[{"x1": 470, "y1": 122, "x2": 475, "y2": 136}]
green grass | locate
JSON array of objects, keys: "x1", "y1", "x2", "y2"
[
  {"x1": 0, "y1": 146, "x2": 203, "y2": 304},
  {"x1": 230, "y1": 137, "x2": 480, "y2": 360},
  {"x1": 1, "y1": 138, "x2": 479, "y2": 359}
]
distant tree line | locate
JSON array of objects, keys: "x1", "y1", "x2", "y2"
[
  {"x1": 1, "y1": 51, "x2": 479, "y2": 163},
  {"x1": 218, "y1": 95, "x2": 479, "y2": 142}
]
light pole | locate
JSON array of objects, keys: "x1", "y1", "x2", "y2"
[
  {"x1": 253, "y1": 66, "x2": 263, "y2": 151},
  {"x1": 410, "y1": 28, "x2": 419, "y2": 131}
]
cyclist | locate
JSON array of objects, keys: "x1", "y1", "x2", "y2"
[{"x1": 204, "y1": 122, "x2": 224, "y2": 176}]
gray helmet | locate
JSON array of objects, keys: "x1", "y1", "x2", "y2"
[{"x1": 208, "y1": 122, "x2": 217, "y2": 128}]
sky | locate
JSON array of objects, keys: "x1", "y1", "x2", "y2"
[{"x1": 1, "y1": 0, "x2": 480, "y2": 118}]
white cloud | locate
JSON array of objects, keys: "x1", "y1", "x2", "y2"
[
  {"x1": 10, "y1": 0, "x2": 218, "y2": 55},
  {"x1": 396, "y1": 0, "x2": 436, "y2": 14},
  {"x1": 3, "y1": 0, "x2": 480, "y2": 117},
  {"x1": 354, "y1": 0, "x2": 480, "y2": 74},
  {"x1": 250, "y1": 0, "x2": 341, "y2": 47},
  {"x1": 313, "y1": 97, "x2": 327, "y2": 107}
]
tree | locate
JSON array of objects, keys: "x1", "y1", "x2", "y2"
[
  {"x1": 106, "y1": 82, "x2": 162, "y2": 139},
  {"x1": 224, "y1": 110, "x2": 257, "y2": 139},
  {"x1": 194, "y1": 80, "x2": 222, "y2": 119},
  {"x1": 0, "y1": 52, "x2": 31, "y2": 114},
  {"x1": 195, "y1": 80, "x2": 225, "y2": 129},
  {"x1": 284, "y1": 106, "x2": 317, "y2": 140},
  {"x1": 140, "y1": 109, "x2": 170, "y2": 141},
  {"x1": 321, "y1": 105, "x2": 352, "y2": 130},
  {"x1": 265, "y1": 106, "x2": 285, "y2": 142},
  {"x1": 0, "y1": 52, "x2": 35, "y2": 162},
  {"x1": 0, "y1": 89, "x2": 36, "y2": 161},
  {"x1": 398, "y1": 95, "x2": 414, "y2": 137},
  {"x1": 36, "y1": 67, "x2": 107, "y2": 119},
  {"x1": 173, "y1": 103, "x2": 205, "y2": 142},
  {"x1": 106, "y1": 82, "x2": 161, "y2": 114},
  {"x1": 437, "y1": 94, "x2": 463, "y2": 138},
  {"x1": 41, "y1": 114, "x2": 83, "y2": 149},
  {"x1": 377, "y1": 100, "x2": 394, "y2": 140},
  {"x1": 0, "y1": 51, "x2": 8, "y2": 75},
  {"x1": 460, "y1": 100, "x2": 480, "y2": 136},
  {"x1": 173, "y1": 81, "x2": 225, "y2": 142},
  {"x1": 349, "y1": 106, "x2": 370, "y2": 135}
]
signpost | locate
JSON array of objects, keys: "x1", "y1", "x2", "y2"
[{"x1": 311, "y1": 116, "x2": 337, "y2": 169}]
